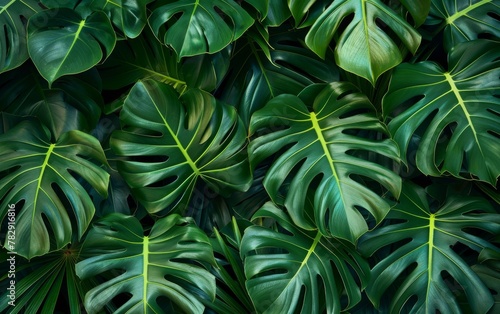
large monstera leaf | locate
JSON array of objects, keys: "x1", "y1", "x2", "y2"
[
  {"x1": 110, "y1": 80, "x2": 251, "y2": 214},
  {"x1": 383, "y1": 39, "x2": 500, "y2": 185},
  {"x1": 0, "y1": 121, "x2": 109, "y2": 259},
  {"x1": 240, "y1": 202, "x2": 370, "y2": 313},
  {"x1": 249, "y1": 83, "x2": 401, "y2": 243},
  {"x1": 358, "y1": 182, "x2": 500, "y2": 313},
  {"x1": 426, "y1": 0, "x2": 500, "y2": 51},
  {"x1": 149, "y1": 0, "x2": 254, "y2": 59},
  {"x1": 28, "y1": 8, "x2": 116, "y2": 86},
  {"x1": 305, "y1": 0, "x2": 421, "y2": 85},
  {"x1": 76, "y1": 213, "x2": 216, "y2": 313},
  {"x1": 0, "y1": 0, "x2": 43, "y2": 73}
]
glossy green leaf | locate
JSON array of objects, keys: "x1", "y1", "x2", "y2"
[
  {"x1": 76, "y1": 213, "x2": 216, "y2": 313},
  {"x1": 264, "y1": 0, "x2": 291, "y2": 26},
  {"x1": 0, "y1": 62, "x2": 103, "y2": 138},
  {"x1": 28, "y1": 8, "x2": 116, "y2": 85},
  {"x1": 110, "y1": 80, "x2": 251, "y2": 214},
  {"x1": 383, "y1": 39, "x2": 500, "y2": 185},
  {"x1": 0, "y1": 121, "x2": 109, "y2": 259},
  {"x1": 241, "y1": 202, "x2": 370, "y2": 313},
  {"x1": 149, "y1": 0, "x2": 254, "y2": 59},
  {"x1": 399, "y1": 0, "x2": 431, "y2": 26},
  {"x1": 426, "y1": 0, "x2": 500, "y2": 51},
  {"x1": 80, "y1": 0, "x2": 153, "y2": 38},
  {"x1": 305, "y1": 0, "x2": 421, "y2": 85},
  {"x1": 219, "y1": 27, "x2": 338, "y2": 127},
  {"x1": 0, "y1": 0, "x2": 43, "y2": 73},
  {"x1": 358, "y1": 182, "x2": 500, "y2": 313},
  {"x1": 249, "y1": 83, "x2": 401, "y2": 243}
]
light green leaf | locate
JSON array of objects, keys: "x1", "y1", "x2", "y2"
[
  {"x1": 76, "y1": 213, "x2": 216, "y2": 314},
  {"x1": 28, "y1": 8, "x2": 116, "y2": 85},
  {"x1": 241, "y1": 202, "x2": 370, "y2": 313},
  {"x1": 0, "y1": 0, "x2": 43, "y2": 73},
  {"x1": 383, "y1": 39, "x2": 500, "y2": 185},
  {"x1": 249, "y1": 83, "x2": 401, "y2": 243},
  {"x1": 110, "y1": 80, "x2": 251, "y2": 214},
  {"x1": 0, "y1": 121, "x2": 109, "y2": 259},
  {"x1": 359, "y1": 182, "x2": 500, "y2": 313},
  {"x1": 426, "y1": 0, "x2": 500, "y2": 51},
  {"x1": 149, "y1": 0, "x2": 254, "y2": 59},
  {"x1": 305, "y1": 0, "x2": 421, "y2": 85}
]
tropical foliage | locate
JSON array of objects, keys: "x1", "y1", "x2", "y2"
[{"x1": 0, "y1": 0, "x2": 499, "y2": 313}]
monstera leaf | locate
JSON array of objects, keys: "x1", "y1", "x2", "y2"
[
  {"x1": 0, "y1": 0, "x2": 43, "y2": 73},
  {"x1": 76, "y1": 213, "x2": 216, "y2": 313},
  {"x1": 149, "y1": 0, "x2": 254, "y2": 59},
  {"x1": 0, "y1": 62, "x2": 103, "y2": 138},
  {"x1": 358, "y1": 182, "x2": 500, "y2": 313},
  {"x1": 110, "y1": 80, "x2": 251, "y2": 214},
  {"x1": 80, "y1": 0, "x2": 153, "y2": 38},
  {"x1": 249, "y1": 83, "x2": 401, "y2": 243},
  {"x1": 383, "y1": 39, "x2": 500, "y2": 185},
  {"x1": 305, "y1": 0, "x2": 421, "y2": 85},
  {"x1": 28, "y1": 8, "x2": 116, "y2": 85},
  {"x1": 426, "y1": 0, "x2": 500, "y2": 51},
  {"x1": 240, "y1": 202, "x2": 370, "y2": 313},
  {"x1": 0, "y1": 121, "x2": 109, "y2": 259}
]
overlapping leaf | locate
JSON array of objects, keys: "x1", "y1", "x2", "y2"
[
  {"x1": 383, "y1": 39, "x2": 500, "y2": 185},
  {"x1": 0, "y1": 62, "x2": 103, "y2": 138},
  {"x1": 426, "y1": 0, "x2": 500, "y2": 51},
  {"x1": 219, "y1": 27, "x2": 338, "y2": 126},
  {"x1": 0, "y1": 121, "x2": 109, "y2": 259},
  {"x1": 240, "y1": 202, "x2": 370, "y2": 313},
  {"x1": 358, "y1": 182, "x2": 500, "y2": 313},
  {"x1": 28, "y1": 8, "x2": 116, "y2": 85},
  {"x1": 80, "y1": 0, "x2": 153, "y2": 38},
  {"x1": 305, "y1": 0, "x2": 421, "y2": 85},
  {"x1": 0, "y1": 0, "x2": 43, "y2": 73},
  {"x1": 76, "y1": 213, "x2": 215, "y2": 313},
  {"x1": 110, "y1": 80, "x2": 251, "y2": 214},
  {"x1": 249, "y1": 83, "x2": 401, "y2": 243},
  {"x1": 149, "y1": 0, "x2": 254, "y2": 59}
]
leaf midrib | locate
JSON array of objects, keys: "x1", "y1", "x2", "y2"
[
  {"x1": 446, "y1": 0, "x2": 492, "y2": 24},
  {"x1": 32, "y1": 143, "x2": 55, "y2": 232}
]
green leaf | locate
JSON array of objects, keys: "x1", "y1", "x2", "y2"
[
  {"x1": 264, "y1": 0, "x2": 291, "y2": 26},
  {"x1": 98, "y1": 28, "x2": 185, "y2": 92},
  {"x1": 383, "y1": 39, "x2": 500, "y2": 185},
  {"x1": 0, "y1": 0, "x2": 43, "y2": 73},
  {"x1": 240, "y1": 202, "x2": 370, "y2": 313},
  {"x1": 0, "y1": 62, "x2": 103, "y2": 139},
  {"x1": 305, "y1": 0, "x2": 421, "y2": 85},
  {"x1": 219, "y1": 26, "x2": 338, "y2": 127},
  {"x1": 76, "y1": 213, "x2": 216, "y2": 314},
  {"x1": 249, "y1": 82, "x2": 401, "y2": 243},
  {"x1": 0, "y1": 120, "x2": 109, "y2": 259},
  {"x1": 149, "y1": 0, "x2": 254, "y2": 59},
  {"x1": 80, "y1": 0, "x2": 153, "y2": 38},
  {"x1": 358, "y1": 182, "x2": 500, "y2": 313},
  {"x1": 28, "y1": 8, "x2": 116, "y2": 86},
  {"x1": 427, "y1": 0, "x2": 500, "y2": 51},
  {"x1": 398, "y1": 0, "x2": 431, "y2": 26},
  {"x1": 110, "y1": 80, "x2": 252, "y2": 214}
]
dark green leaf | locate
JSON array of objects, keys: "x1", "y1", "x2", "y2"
[
  {"x1": 28, "y1": 8, "x2": 116, "y2": 85},
  {"x1": 110, "y1": 80, "x2": 252, "y2": 214},
  {"x1": 383, "y1": 39, "x2": 500, "y2": 185},
  {"x1": 76, "y1": 213, "x2": 216, "y2": 313},
  {"x1": 0, "y1": 121, "x2": 109, "y2": 259}
]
